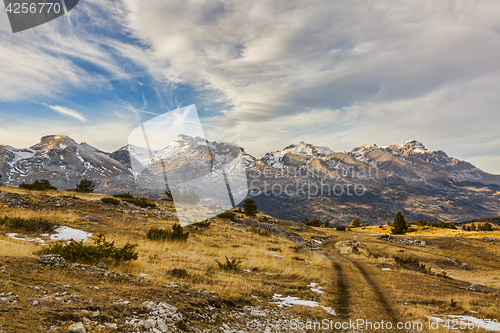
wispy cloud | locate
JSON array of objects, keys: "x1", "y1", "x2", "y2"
[
  {"x1": 1, "y1": 0, "x2": 500, "y2": 173},
  {"x1": 44, "y1": 104, "x2": 87, "y2": 122}
]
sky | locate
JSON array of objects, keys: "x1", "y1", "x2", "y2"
[{"x1": 0, "y1": 0, "x2": 500, "y2": 173}]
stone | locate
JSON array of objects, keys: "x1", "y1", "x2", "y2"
[
  {"x1": 156, "y1": 319, "x2": 168, "y2": 332},
  {"x1": 461, "y1": 263, "x2": 469, "y2": 270},
  {"x1": 96, "y1": 262, "x2": 109, "y2": 271},
  {"x1": 104, "y1": 323, "x2": 118, "y2": 329},
  {"x1": 469, "y1": 283, "x2": 480, "y2": 291},
  {"x1": 68, "y1": 322, "x2": 86, "y2": 333},
  {"x1": 38, "y1": 255, "x2": 67, "y2": 267},
  {"x1": 250, "y1": 310, "x2": 267, "y2": 319},
  {"x1": 90, "y1": 310, "x2": 99, "y2": 318}
]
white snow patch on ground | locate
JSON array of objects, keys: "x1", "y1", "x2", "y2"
[
  {"x1": 427, "y1": 315, "x2": 500, "y2": 331},
  {"x1": 382, "y1": 268, "x2": 392, "y2": 271},
  {"x1": 307, "y1": 283, "x2": 324, "y2": 294},
  {"x1": 267, "y1": 252, "x2": 283, "y2": 257},
  {"x1": 50, "y1": 226, "x2": 92, "y2": 242},
  {"x1": 6, "y1": 233, "x2": 45, "y2": 243},
  {"x1": 271, "y1": 294, "x2": 336, "y2": 316}
]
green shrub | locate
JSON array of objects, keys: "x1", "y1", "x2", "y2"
[
  {"x1": 146, "y1": 228, "x2": 169, "y2": 240},
  {"x1": 100, "y1": 197, "x2": 120, "y2": 205},
  {"x1": 393, "y1": 256, "x2": 427, "y2": 273},
  {"x1": 146, "y1": 224, "x2": 189, "y2": 241},
  {"x1": 75, "y1": 179, "x2": 95, "y2": 193},
  {"x1": 335, "y1": 225, "x2": 346, "y2": 231},
  {"x1": 477, "y1": 222, "x2": 493, "y2": 231},
  {"x1": 0, "y1": 216, "x2": 55, "y2": 233},
  {"x1": 431, "y1": 221, "x2": 457, "y2": 229},
  {"x1": 304, "y1": 218, "x2": 321, "y2": 227},
  {"x1": 113, "y1": 192, "x2": 134, "y2": 199},
  {"x1": 245, "y1": 227, "x2": 270, "y2": 237},
  {"x1": 42, "y1": 233, "x2": 138, "y2": 264},
  {"x1": 350, "y1": 219, "x2": 361, "y2": 228},
  {"x1": 192, "y1": 221, "x2": 211, "y2": 228},
  {"x1": 217, "y1": 211, "x2": 235, "y2": 220},
  {"x1": 19, "y1": 179, "x2": 57, "y2": 191},
  {"x1": 216, "y1": 255, "x2": 241, "y2": 271},
  {"x1": 122, "y1": 197, "x2": 156, "y2": 208},
  {"x1": 413, "y1": 219, "x2": 430, "y2": 227}
]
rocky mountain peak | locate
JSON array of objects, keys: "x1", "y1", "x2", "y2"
[
  {"x1": 278, "y1": 141, "x2": 334, "y2": 158},
  {"x1": 31, "y1": 135, "x2": 79, "y2": 152},
  {"x1": 402, "y1": 140, "x2": 427, "y2": 152}
]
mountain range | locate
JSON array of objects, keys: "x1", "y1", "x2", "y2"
[{"x1": 1, "y1": 135, "x2": 499, "y2": 224}]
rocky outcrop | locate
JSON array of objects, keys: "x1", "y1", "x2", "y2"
[
  {"x1": 125, "y1": 301, "x2": 183, "y2": 332},
  {"x1": 232, "y1": 218, "x2": 319, "y2": 250},
  {"x1": 38, "y1": 254, "x2": 67, "y2": 267},
  {"x1": 380, "y1": 235, "x2": 426, "y2": 247}
]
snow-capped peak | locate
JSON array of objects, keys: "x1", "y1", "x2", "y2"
[
  {"x1": 278, "y1": 142, "x2": 334, "y2": 158},
  {"x1": 403, "y1": 140, "x2": 427, "y2": 153}
]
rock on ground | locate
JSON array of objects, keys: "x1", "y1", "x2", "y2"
[{"x1": 38, "y1": 254, "x2": 67, "y2": 267}]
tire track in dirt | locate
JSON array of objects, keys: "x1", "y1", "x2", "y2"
[
  {"x1": 330, "y1": 251, "x2": 399, "y2": 324},
  {"x1": 350, "y1": 259, "x2": 399, "y2": 323},
  {"x1": 331, "y1": 261, "x2": 349, "y2": 317}
]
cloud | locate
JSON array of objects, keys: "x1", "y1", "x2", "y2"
[
  {"x1": 44, "y1": 104, "x2": 86, "y2": 122},
  {"x1": 117, "y1": 0, "x2": 500, "y2": 173},
  {"x1": 0, "y1": 104, "x2": 141, "y2": 153},
  {"x1": 1, "y1": 0, "x2": 500, "y2": 174}
]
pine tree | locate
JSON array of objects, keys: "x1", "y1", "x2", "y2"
[
  {"x1": 350, "y1": 219, "x2": 361, "y2": 228},
  {"x1": 75, "y1": 179, "x2": 95, "y2": 193},
  {"x1": 243, "y1": 198, "x2": 258, "y2": 216},
  {"x1": 391, "y1": 211, "x2": 408, "y2": 235}
]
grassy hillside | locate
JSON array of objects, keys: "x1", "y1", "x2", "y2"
[{"x1": 0, "y1": 185, "x2": 499, "y2": 332}]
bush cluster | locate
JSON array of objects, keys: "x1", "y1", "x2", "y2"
[
  {"x1": 42, "y1": 234, "x2": 138, "y2": 264},
  {"x1": 100, "y1": 197, "x2": 120, "y2": 205},
  {"x1": 113, "y1": 192, "x2": 134, "y2": 199},
  {"x1": 19, "y1": 179, "x2": 57, "y2": 191},
  {"x1": 414, "y1": 219, "x2": 457, "y2": 229},
  {"x1": 146, "y1": 224, "x2": 189, "y2": 241},
  {"x1": 122, "y1": 197, "x2": 156, "y2": 208},
  {"x1": 192, "y1": 221, "x2": 211, "y2": 228},
  {"x1": 462, "y1": 222, "x2": 494, "y2": 232},
  {"x1": 217, "y1": 211, "x2": 235, "y2": 220},
  {"x1": 216, "y1": 255, "x2": 241, "y2": 271},
  {"x1": 304, "y1": 218, "x2": 321, "y2": 227},
  {"x1": 0, "y1": 216, "x2": 55, "y2": 233}
]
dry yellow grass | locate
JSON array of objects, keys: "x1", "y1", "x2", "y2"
[{"x1": 1, "y1": 184, "x2": 499, "y2": 332}]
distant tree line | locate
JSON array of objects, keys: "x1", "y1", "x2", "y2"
[
  {"x1": 17, "y1": 178, "x2": 95, "y2": 193},
  {"x1": 462, "y1": 222, "x2": 495, "y2": 232}
]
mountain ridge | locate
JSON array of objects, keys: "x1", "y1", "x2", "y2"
[{"x1": 1, "y1": 134, "x2": 499, "y2": 224}]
